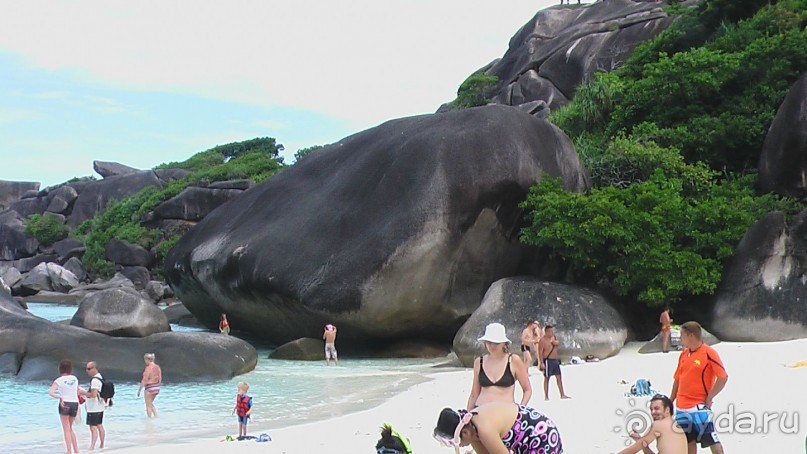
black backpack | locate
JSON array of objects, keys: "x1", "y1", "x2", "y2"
[{"x1": 97, "y1": 377, "x2": 115, "y2": 401}]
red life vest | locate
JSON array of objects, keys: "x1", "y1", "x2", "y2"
[{"x1": 236, "y1": 394, "x2": 251, "y2": 417}]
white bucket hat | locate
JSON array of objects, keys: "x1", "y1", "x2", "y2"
[{"x1": 477, "y1": 323, "x2": 511, "y2": 344}]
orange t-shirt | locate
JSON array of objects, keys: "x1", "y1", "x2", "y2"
[{"x1": 673, "y1": 343, "x2": 728, "y2": 409}]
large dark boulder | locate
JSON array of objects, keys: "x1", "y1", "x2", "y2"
[
  {"x1": 711, "y1": 211, "x2": 807, "y2": 341},
  {"x1": 71, "y1": 287, "x2": 170, "y2": 337},
  {"x1": 445, "y1": 1, "x2": 682, "y2": 113},
  {"x1": 0, "y1": 180, "x2": 40, "y2": 211},
  {"x1": 0, "y1": 277, "x2": 256, "y2": 381},
  {"x1": 453, "y1": 278, "x2": 627, "y2": 366},
  {"x1": 166, "y1": 105, "x2": 589, "y2": 346},
  {"x1": 0, "y1": 210, "x2": 39, "y2": 261},
  {"x1": 148, "y1": 186, "x2": 246, "y2": 222},
  {"x1": 758, "y1": 72, "x2": 807, "y2": 200}
]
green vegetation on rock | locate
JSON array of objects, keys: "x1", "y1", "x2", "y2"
[
  {"x1": 452, "y1": 72, "x2": 499, "y2": 109},
  {"x1": 75, "y1": 137, "x2": 285, "y2": 277},
  {"x1": 522, "y1": 1, "x2": 806, "y2": 308},
  {"x1": 25, "y1": 214, "x2": 69, "y2": 246}
]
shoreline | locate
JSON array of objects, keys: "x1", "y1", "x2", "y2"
[{"x1": 108, "y1": 339, "x2": 807, "y2": 453}]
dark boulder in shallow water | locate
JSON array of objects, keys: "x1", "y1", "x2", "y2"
[
  {"x1": 165, "y1": 105, "x2": 590, "y2": 346},
  {"x1": 0, "y1": 277, "x2": 256, "y2": 382}
]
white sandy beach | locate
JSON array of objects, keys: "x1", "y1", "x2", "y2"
[{"x1": 110, "y1": 339, "x2": 807, "y2": 453}]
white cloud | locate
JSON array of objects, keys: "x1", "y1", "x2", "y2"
[{"x1": 0, "y1": 0, "x2": 557, "y2": 130}]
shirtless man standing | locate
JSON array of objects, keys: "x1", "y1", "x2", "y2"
[
  {"x1": 659, "y1": 307, "x2": 673, "y2": 353},
  {"x1": 323, "y1": 324, "x2": 338, "y2": 366},
  {"x1": 618, "y1": 394, "x2": 687, "y2": 454},
  {"x1": 537, "y1": 325, "x2": 571, "y2": 400},
  {"x1": 520, "y1": 322, "x2": 536, "y2": 368}
]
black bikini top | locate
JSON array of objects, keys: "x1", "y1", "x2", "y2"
[{"x1": 478, "y1": 354, "x2": 515, "y2": 388}]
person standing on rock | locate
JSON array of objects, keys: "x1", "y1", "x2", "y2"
[
  {"x1": 323, "y1": 324, "x2": 338, "y2": 366},
  {"x1": 219, "y1": 313, "x2": 230, "y2": 335},
  {"x1": 83, "y1": 361, "x2": 106, "y2": 450},
  {"x1": 137, "y1": 353, "x2": 162, "y2": 417}
]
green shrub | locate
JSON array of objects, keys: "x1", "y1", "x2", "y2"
[
  {"x1": 452, "y1": 72, "x2": 499, "y2": 109},
  {"x1": 519, "y1": 173, "x2": 799, "y2": 306},
  {"x1": 25, "y1": 214, "x2": 68, "y2": 246}
]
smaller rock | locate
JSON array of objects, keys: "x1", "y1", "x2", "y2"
[
  {"x1": 0, "y1": 267, "x2": 22, "y2": 288},
  {"x1": 45, "y1": 196, "x2": 70, "y2": 214},
  {"x1": 119, "y1": 266, "x2": 151, "y2": 291},
  {"x1": 46, "y1": 262, "x2": 79, "y2": 293},
  {"x1": 62, "y1": 257, "x2": 87, "y2": 283},
  {"x1": 71, "y1": 287, "x2": 170, "y2": 337},
  {"x1": 268, "y1": 338, "x2": 324, "y2": 361},
  {"x1": 145, "y1": 280, "x2": 166, "y2": 302},
  {"x1": 162, "y1": 302, "x2": 203, "y2": 327},
  {"x1": 105, "y1": 239, "x2": 151, "y2": 267},
  {"x1": 16, "y1": 262, "x2": 53, "y2": 296},
  {"x1": 638, "y1": 327, "x2": 720, "y2": 354},
  {"x1": 52, "y1": 238, "x2": 85, "y2": 262},
  {"x1": 93, "y1": 160, "x2": 140, "y2": 178}
]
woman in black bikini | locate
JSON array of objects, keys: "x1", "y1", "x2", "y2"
[{"x1": 466, "y1": 323, "x2": 532, "y2": 410}]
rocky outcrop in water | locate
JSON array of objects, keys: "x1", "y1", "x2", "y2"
[
  {"x1": 166, "y1": 105, "x2": 590, "y2": 346},
  {"x1": 0, "y1": 277, "x2": 256, "y2": 381}
]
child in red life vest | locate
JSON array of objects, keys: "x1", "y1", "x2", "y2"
[{"x1": 231, "y1": 382, "x2": 253, "y2": 439}]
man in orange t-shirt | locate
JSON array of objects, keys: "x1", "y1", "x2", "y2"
[{"x1": 670, "y1": 321, "x2": 728, "y2": 454}]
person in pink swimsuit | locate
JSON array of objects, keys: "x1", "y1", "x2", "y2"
[{"x1": 137, "y1": 353, "x2": 162, "y2": 417}]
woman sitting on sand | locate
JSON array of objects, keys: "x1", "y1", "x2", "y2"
[
  {"x1": 137, "y1": 353, "x2": 162, "y2": 417},
  {"x1": 434, "y1": 401, "x2": 563, "y2": 454},
  {"x1": 466, "y1": 323, "x2": 531, "y2": 410}
]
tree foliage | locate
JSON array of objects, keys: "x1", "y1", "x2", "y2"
[
  {"x1": 533, "y1": 1, "x2": 806, "y2": 309},
  {"x1": 520, "y1": 173, "x2": 799, "y2": 306}
]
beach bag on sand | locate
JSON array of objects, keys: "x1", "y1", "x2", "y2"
[{"x1": 624, "y1": 378, "x2": 657, "y2": 397}]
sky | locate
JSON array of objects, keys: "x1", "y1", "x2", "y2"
[{"x1": 1, "y1": 0, "x2": 561, "y2": 188}]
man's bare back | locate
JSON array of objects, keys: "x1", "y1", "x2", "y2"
[{"x1": 323, "y1": 329, "x2": 337, "y2": 344}]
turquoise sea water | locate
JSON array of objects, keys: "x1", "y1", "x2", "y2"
[{"x1": 1, "y1": 303, "x2": 442, "y2": 453}]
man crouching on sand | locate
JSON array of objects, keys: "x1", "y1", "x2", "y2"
[{"x1": 618, "y1": 394, "x2": 687, "y2": 454}]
